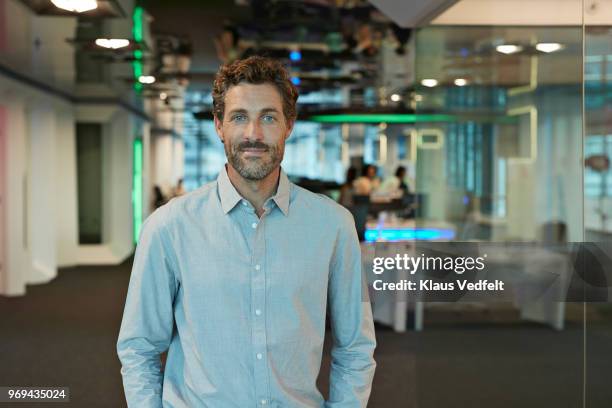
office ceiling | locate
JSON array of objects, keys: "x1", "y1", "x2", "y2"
[{"x1": 139, "y1": 0, "x2": 605, "y2": 104}]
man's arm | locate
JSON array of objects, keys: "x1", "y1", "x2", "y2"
[
  {"x1": 117, "y1": 207, "x2": 178, "y2": 408},
  {"x1": 326, "y1": 209, "x2": 377, "y2": 407}
]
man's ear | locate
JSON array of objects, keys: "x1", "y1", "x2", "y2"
[
  {"x1": 284, "y1": 119, "x2": 295, "y2": 140},
  {"x1": 213, "y1": 115, "x2": 224, "y2": 143}
]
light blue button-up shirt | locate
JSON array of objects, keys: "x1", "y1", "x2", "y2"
[{"x1": 117, "y1": 167, "x2": 376, "y2": 407}]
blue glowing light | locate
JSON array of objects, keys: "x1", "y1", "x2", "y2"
[
  {"x1": 291, "y1": 76, "x2": 301, "y2": 85},
  {"x1": 290, "y1": 50, "x2": 302, "y2": 61},
  {"x1": 364, "y1": 228, "x2": 456, "y2": 242}
]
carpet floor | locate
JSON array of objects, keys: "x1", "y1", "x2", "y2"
[{"x1": 1, "y1": 260, "x2": 611, "y2": 407}]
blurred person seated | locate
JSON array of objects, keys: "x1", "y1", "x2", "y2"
[
  {"x1": 214, "y1": 25, "x2": 243, "y2": 64},
  {"x1": 353, "y1": 164, "x2": 380, "y2": 195},
  {"x1": 153, "y1": 185, "x2": 167, "y2": 209},
  {"x1": 173, "y1": 178, "x2": 187, "y2": 197},
  {"x1": 379, "y1": 165, "x2": 410, "y2": 198},
  {"x1": 338, "y1": 166, "x2": 357, "y2": 208}
]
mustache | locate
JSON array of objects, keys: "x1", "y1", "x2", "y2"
[{"x1": 237, "y1": 141, "x2": 270, "y2": 151}]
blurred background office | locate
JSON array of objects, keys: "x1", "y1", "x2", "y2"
[{"x1": 1, "y1": 0, "x2": 612, "y2": 406}]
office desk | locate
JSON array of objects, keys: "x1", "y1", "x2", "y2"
[
  {"x1": 362, "y1": 222, "x2": 569, "y2": 332},
  {"x1": 362, "y1": 219, "x2": 456, "y2": 332}
]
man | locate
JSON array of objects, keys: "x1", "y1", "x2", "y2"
[{"x1": 117, "y1": 56, "x2": 376, "y2": 407}]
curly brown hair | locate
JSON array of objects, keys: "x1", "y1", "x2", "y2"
[{"x1": 212, "y1": 56, "x2": 299, "y2": 123}]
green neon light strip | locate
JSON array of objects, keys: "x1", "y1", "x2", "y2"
[
  {"x1": 309, "y1": 114, "x2": 457, "y2": 123},
  {"x1": 133, "y1": 138, "x2": 143, "y2": 243},
  {"x1": 132, "y1": 6, "x2": 144, "y2": 92},
  {"x1": 132, "y1": 6, "x2": 144, "y2": 42}
]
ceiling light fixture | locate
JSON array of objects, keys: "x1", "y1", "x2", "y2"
[
  {"x1": 51, "y1": 0, "x2": 98, "y2": 13},
  {"x1": 496, "y1": 44, "x2": 523, "y2": 55},
  {"x1": 421, "y1": 79, "x2": 438, "y2": 88},
  {"x1": 138, "y1": 75, "x2": 155, "y2": 84},
  {"x1": 454, "y1": 78, "x2": 468, "y2": 86},
  {"x1": 535, "y1": 43, "x2": 564, "y2": 53},
  {"x1": 390, "y1": 93, "x2": 401, "y2": 102},
  {"x1": 95, "y1": 38, "x2": 130, "y2": 49}
]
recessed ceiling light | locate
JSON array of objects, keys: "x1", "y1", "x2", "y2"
[
  {"x1": 95, "y1": 38, "x2": 130, "y2": 49},
  {"x1": 51, "y1": 0, "x2": 97, "y2": 13},
  {"x1": 138, "y1": 75, "x2": 156, "y2": 84},
  {"x1": 421, "y1": 79, "x2": 438, "y2": 88},
  {"x1": 535, "y1": 43, "x2": 564, "y2": 53},
  {"x1": 390, "y1": 93, "x2": 401, "y2": 102},
  {"x1": 454, "y1": 78, "x2": 468, "y2": 86},
  {"x1": 496, "y1": 44, "x2": 523, "y2": 55}
]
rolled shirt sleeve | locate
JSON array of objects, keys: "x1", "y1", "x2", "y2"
[
  {"x1": 117, "y1": 206, "x2": 179, "y2": 408},
  {"x1": 326, "y1": 209, "x2": 377, "y2": 407}
]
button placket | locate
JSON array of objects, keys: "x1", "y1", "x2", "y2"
[{"x1": 251, "y1": 212, "x2": 270, "y2": 404}]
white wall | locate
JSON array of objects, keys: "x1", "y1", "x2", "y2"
[
  {"x1": 55, "y1": 107, "x2": 78, "y2": 267},
  {"x1": 28, "y1": 101, "x2": 58, "y2": 284},
  {"x1": 106, "y1": 111, "x2": 135, "y2": 260},
  {"x1": 152, "y1": 135, "x2": 178, "y2": 195},
  {"x1": 74, "y1": 108, "x2": 142, "y2": 265},
  {"x1": 1, "y1": 92, "x2": 29, "y2": 295},
  {"x1": 0, "y1": 105, "x2": 6, "y2": 295},
  {"x1": 1, "y1": 0, "x2": 31, "y2": 73},
  {"x1": 142, "y1": 121, "x2": 152, "y2": 219},
  {"x1": 0, "y1": 0, "x2": 155, "y2": 293},
  {"x1": 433, "y1": 0, "x2": 583, "y2": 26},
  {"x1": 29, "y1": 15, "x2": 76, "y2": 91}
]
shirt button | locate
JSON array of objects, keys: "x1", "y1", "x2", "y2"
[
  {"x1": 260, "y1": 400, "x2": 267, "y2": 405},
  {"x1": 255, "y1": 309, "x2": 262, "y2": 316},
  {"x1": 255, "y1": 264, "x2": 261, "y2": 270},
  {"x1": 242, "y1": 201, "x2": 248, "y2": 206},
  {"x1": 251, "y1": 222, "x2": 257, "y2": 229},
  {"x1": 256, "y1": 353, "x2": 263, "y2": 360}
]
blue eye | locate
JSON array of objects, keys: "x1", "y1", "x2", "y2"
[{"x1": 262, "y1": 115, "x2": 276, "y2": 123}]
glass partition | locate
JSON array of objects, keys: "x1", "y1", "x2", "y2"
[
  {"x1": 410, "y1": 18, "x2": 586, "y2": 408},
  {"x1": 584, "y1": 10, "x2": 612, "y2": 408}
]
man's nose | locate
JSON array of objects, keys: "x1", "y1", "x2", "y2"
[{"x1": 244, "y1": 119, "x2": 264, "y2": 141}]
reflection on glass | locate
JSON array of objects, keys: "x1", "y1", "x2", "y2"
[
  {"x1": 585, "y1": 25, "x2": 612, "y2": 408},
  {"x1": 414, "y1": 26, "x2": 583, "y2": 243},
  {"x1": 408, "y1": 24, "x2": 586, "y2": 408}
]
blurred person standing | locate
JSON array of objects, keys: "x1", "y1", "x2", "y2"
[{"x1": 117, "y1": 56, "x2": 376, "y2": 407}]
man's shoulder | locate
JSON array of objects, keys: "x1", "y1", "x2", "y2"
[
  {"x1": 291, "y1": 184, "x2": 354, "y2": 226},
  {"x1": 147, "y1": 181, "x2": 218, "y2": 228}
]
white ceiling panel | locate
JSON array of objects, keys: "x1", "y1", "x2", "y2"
[{"x1": 369, "y1": 0, "x2": 460, "y2": 27}]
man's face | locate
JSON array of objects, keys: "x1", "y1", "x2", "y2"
[{"x1": 215, "y1": 83, "x2": 293, "y2": 181}]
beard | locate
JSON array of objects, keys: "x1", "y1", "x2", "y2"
[{"x1": 226, "y1": 140, "x2": 284, "y2": 181}]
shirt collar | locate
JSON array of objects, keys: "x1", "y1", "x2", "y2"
[
  {"x1": 217, "y1": 166, "x2": 291, "y2": 216},
  {"x1": 272, "y1": 169, "x2": 290, "y2": 216}
]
